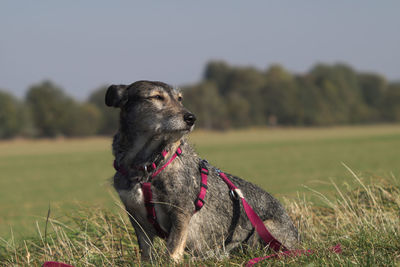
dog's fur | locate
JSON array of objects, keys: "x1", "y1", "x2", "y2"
[{"x1": 106, "y1": 80, "x2": 299, "y2": 262}]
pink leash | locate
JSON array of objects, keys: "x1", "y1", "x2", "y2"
[
  {"x1": 43, "y1": 262, "x2": 74, "y2": 267},
  {"x1": 246, "y1": 243, "x2": 342, "y2": 266},
  {"x1": 218, "y1": 172, "x2": 286, "y2": 251},
  {"x1": 217, "y1": 171, "x2": 342, "y2": 266}
]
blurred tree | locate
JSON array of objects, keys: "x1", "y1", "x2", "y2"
[
  {"x1": 0, "y1": 90, "x2": 23, "y2": 138},
  {"x1": 358, "y1": 73, "x2": 386, "y2": 108},
  {"x1": 224, "y1": 67, "x2": 267, "y2": 126},
  {"x1": 88, "y1": 86, "x2": 119, "y2": 135},
  {"x1": 381, "y1": 83, "x2": 400, "y2": 122},
  {"x1": 203, "y1": 61, "x2": 231, "y2": 95},
  {"x1": 261, "y1": 65, "x2": 299, "y2": 125},
  {"x1": 62, "y1": 103, "x2": 101, "y2": 137},
  {"x1": 225, "y1": 91, "x2": 251, "y2": 127},
  {"x1": 204, "y1": 61, "x2": 268, "y2": 126},
  {"x1": 309, "y1": 63, "x2": 369, "y2": 124},
  {"x1": 295, "y1": 75, "x2": 328, "y2": 125},
  {"x1": 183, "y1": 82, "x2": 228, "y2": 129},
  {"x1": 358, "y1": 73, "x2": 387, "y2": 122},
  {"x1": 26, "y1": 81, "x2": 73, "y2": 137}
]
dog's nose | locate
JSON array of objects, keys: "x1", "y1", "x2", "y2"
[{"x1": 184, "y1": 113, "x2": 196, "y2": 126}]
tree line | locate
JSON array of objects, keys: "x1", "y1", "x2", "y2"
[
  {"x1": 0, "y1": 81, "x2": 118, "y2": 138},
  {"x1": 1, "y1": 61, "x2": 400, "y2": 138},
  {"x1": 184, "y1": 61, "x2": 400, "y2": 129}
]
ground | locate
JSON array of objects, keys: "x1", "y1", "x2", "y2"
[{"x1": 0, "y1": 125, "x2": 399, "y2": 265}]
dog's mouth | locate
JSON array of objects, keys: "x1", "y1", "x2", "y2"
[
  {"x1": 153, "y1": 126, "x2": 193, "y2": 143},
  {"x1": 186, "y1": 124, "x2": 195, "y2": 133},
  {"x1": 174, "y1": 124, "x2": 195, "y2": 134},
  {"x1": 163, "y1": 124, "x2": 194, "y2": 136}
]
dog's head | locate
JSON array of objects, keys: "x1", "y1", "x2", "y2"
[{"x1": 105, "y1": 80, "x2": 196, "y2": 139}]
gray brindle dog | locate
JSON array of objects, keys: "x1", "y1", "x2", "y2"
[{"x1": 105, "y1": 80, "x2": 299, "y2": 262}]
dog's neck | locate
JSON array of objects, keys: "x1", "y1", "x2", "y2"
[{"x1": 113, "y1": 130, "x2": 182, "y2": 170}]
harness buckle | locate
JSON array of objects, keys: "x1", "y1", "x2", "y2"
[
  {"x1": 230, "y1": 189, "x2": 244, "y2": 200},
  {"x1": 142, "y1": 165, "x2": 152, "y2": 181}
]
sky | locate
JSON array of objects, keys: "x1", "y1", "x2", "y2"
[{"x1": 1, "y1": 1, "x2": 399, "y2": 100}]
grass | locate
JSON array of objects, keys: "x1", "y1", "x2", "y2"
[
  {"x1": 0, "y1": 138, "x2": 115, "y2": 240},
  {"x1": 1, "y1": 125, "x2": 400, "y2": 240},
  {"x1": 0, "y1": 124, "x2": 400, "y2": 265},
  {"x1": 1, "y1": 167, "x2": 399, "y2": 266}
]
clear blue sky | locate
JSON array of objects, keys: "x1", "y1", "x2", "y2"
[{"x1": 1, "y1": 1, "x2": 399, "y2": 100}]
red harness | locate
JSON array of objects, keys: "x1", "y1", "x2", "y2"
[
  {"x1": 141, "y1": 146, "x2": 188, "y2": 238},
  {"x1": 113, "y1": 147, "x2": 283, "y2": 249},
  {"x1": 114, "y1": 147, "x2": 208, "y2": 238}
]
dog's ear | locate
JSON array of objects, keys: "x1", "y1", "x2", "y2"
[{"x1": 105, "y1": 84, "x2": 128, "y2": 108}]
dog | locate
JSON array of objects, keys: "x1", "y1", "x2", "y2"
[{"x1": 105, "y1": 80, "x2": 299, "y2": 262}]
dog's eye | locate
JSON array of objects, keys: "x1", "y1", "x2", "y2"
[
  {"x1": 151, "y1": 95, "x2": 164, "y2": 101},
  {"x1": 177, "y1": 96, "x2": 183, "y2": 102}
]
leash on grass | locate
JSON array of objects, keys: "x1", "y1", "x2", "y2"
[
  {"x1": 245, "y1": 243, "x2": 342, "y2": 266},
  {"x1": 43, "y1": 262, "x2": 74, "y2": 267}
]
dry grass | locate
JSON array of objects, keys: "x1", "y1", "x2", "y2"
[{"x1": 1, "y1": 167, "x2": 399, "y2": 266}]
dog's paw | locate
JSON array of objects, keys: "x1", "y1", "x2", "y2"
[{"x1": 170, "y1": 252, "x2": 183, "y2": 263}]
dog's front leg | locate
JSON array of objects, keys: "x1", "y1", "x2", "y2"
[
  {"x1": 128, "y1": 217, "x2": 156, "y2": 261},
  {"x1": 166, "y1": 212, "x2": 191, "y2": 262}
]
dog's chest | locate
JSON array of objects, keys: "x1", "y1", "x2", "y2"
[
  {"x1": 117, "y1": 183, "x2": 169, "y2": 232},
  {"x1": 118, "y1": 184, "x2": 147, "y2": 218}
]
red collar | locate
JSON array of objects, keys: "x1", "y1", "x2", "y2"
[{"x1": 113, "y1": 146, "x2": 182, "y2": 179}]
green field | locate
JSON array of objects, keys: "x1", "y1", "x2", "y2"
[{"x1": 1, "y1": 125, "x2": 400, "y2": 241}]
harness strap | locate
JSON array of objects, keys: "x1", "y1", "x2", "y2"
[
  {"x1": 142, "y1": 182, "x2": 169, "y2": 238},
  {"x1": 218, "y1": 171, "x2": 286, "y2": 252},
  {"x1": 151, "y1": 147, "x2": 182, "y2": 178},
  {"x1": 194, "y1": 160, "x2": 209, "y2": 212},
  {"x1": 113, "y1": 146, "x2": 182, "y2": 177},
  {"x1": 141, "y1": 147, "x2": 182, "y2": 238},
  {"x1": 114, "y1": 147, "x2": 183, "y2": 239}
]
